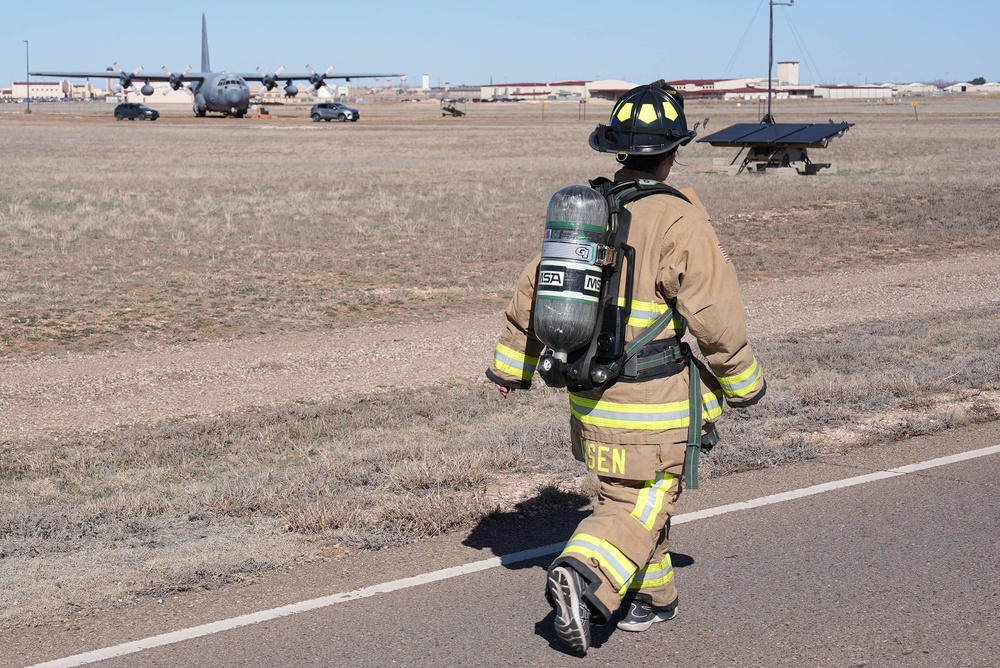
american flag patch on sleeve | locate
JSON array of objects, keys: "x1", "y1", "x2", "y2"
[{"x1": 717, "y1": 243, "x2": 731, "y2": 263}]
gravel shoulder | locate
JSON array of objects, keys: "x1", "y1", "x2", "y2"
[{"x1": 2, "y1": 251, "x2": 998, "y2": 442}]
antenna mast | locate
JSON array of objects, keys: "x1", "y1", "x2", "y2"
[{"x1": 767, "y1": 0, "x2": 794, "y2": 124}]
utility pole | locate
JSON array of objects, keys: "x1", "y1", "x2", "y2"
[
  {"x1": 24, "y1": 40, "x2": 32, "y2": 114},
  {"x1": 766, "y1": 0, "x2": 793, "y2": 124}
]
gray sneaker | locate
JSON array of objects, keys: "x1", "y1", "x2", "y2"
[
  {"x1": 547, "y1": 565, "x2": 592, "y2": 653},
  {"x1": 616, "y1": 597, "x2": 678, "y2": 632}
]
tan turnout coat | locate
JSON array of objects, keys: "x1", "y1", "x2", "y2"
[{"x1": 488, "y1": 169, "x2": 766, "y2": 480}]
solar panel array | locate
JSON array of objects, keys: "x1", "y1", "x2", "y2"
[{"x1": 697, "y1": 122, "x2": 853, "y2": 148}]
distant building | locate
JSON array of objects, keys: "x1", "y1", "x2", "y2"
[
  {"x1": 479, "y1": 82, "x2": 550, "y2": 100},
  {"x1": 813, "y1": 84, "x2": 893, "y2": 100},
  {"x1": 581, "y1": 79, "x2": 636, "y2": 100},
  {"x1": 668, "y1": 78, "x2": 762, "y2": 98},
  {"x1": 892, "y1": 82, "x2": 941, "y2": 96},
  {"x1": 474, "y1": 75, "x2": 899, "y2": 104},
  {"x1": 943, "y1": 81, "x2": 1000, "y2": 93},
  {"x1": 3, "y1": 79, "x2": 107, "y2": 100},
  {"x1": 5, "y1": 80, "x2": 67, "y2": 99},
  {"x1": 478, "y1": 79, "x2": 637, "y2": 101}
]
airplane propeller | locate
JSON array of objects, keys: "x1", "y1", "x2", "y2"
[
  {"x1": 256, "y1": 65, "x2": 286, "y2": 94},
  {"x1": 162, "y1": 65, "x2": 193, "y2": 92},
  {"x1": 113, "y1": 62, "x2": 144, "y2": 91},
  {"x1": 306, "y1": 65, "x2": 336, "y2": 94}
]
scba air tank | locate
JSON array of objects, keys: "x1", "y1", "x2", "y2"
[{"x1": 534, "y1": 185, "x2": 609, "y2": 361}]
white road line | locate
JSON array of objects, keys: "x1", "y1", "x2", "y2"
[
  {"x1": 674, "y1": 446, "x2": 1000, "y2": 524},
  {"x1": 28, "y1": 443, "x2": 1000, "y2": 668}
]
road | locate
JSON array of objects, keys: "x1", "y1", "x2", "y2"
[{"x1": 11, "y1": 421, "x2": 998, "y2": 668}]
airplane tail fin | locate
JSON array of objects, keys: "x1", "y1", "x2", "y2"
[{"x1": 201, "y1": 14, "x2": 211, "y2": 72}]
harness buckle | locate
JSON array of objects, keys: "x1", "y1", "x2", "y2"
[{"x1": 593, "y1": 244, "x2": 619, "y2": 267}]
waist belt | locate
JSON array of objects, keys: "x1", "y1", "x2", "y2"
[{"x1": 621, "y1": 337, "x2": 688, "y2": 380}]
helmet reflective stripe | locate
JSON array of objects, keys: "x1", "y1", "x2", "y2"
[
  {"x1": 569, "y1": 390, "x2": 724, "y2": 430},
  {"x1": 635, "y1": 103, "x2": 656, "y2": 125},
  {"x1": 617, "y1": 98, "x2": 679, "y2": 124},
  {"x1": 615, "y1": 101, "x2": 634, "y2": 122},
  {"x1": 636, "y1": 104, "x2": 659, "y2": 124}
]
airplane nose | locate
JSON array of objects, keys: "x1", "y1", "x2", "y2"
[{"x1": 224, "y1": 88, "x2": 244, "y2": 106}]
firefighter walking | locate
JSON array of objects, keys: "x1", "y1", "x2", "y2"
[{"x1": 487, "y1": 81, "x2": 767, "y2": 654}]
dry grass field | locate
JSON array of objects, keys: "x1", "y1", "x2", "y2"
[{"x1": 1, "y1": 95, "x2": 999, "y2": 628}]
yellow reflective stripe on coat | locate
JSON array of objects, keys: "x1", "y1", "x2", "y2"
[
  {"x1": 493, "y1": 343, "x2": 538, "y2": 381},
  {"x1": 630, "y1": 472, "x2": 674, "y2": 531},
  {"x1": 718, "y1": 357, "x2": 762, "y2": 398},
  {"x1": 562, "y1": 532, "x2": 636, "y2": 593},
  {"x1": 626, "y1": 553, "x2": 675, "y2": 592},
  {"x1": 617, "y1": 298, "x2": 687, "y2": 332},
  {"x1": 569, "y1": 390, "x2": 723, "y2": 430}
]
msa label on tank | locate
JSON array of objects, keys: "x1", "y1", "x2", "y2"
[
  {"x1": 538, "y1": 261, "x2": 601, "y2": 302},
  {"x1": 539, "y1": 270, "x2": 565, "y2": 287}
]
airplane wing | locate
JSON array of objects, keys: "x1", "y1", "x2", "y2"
[
  {"x1": 30, "y1": 67, "x2": 208, "y2": 91},
  {"x1": 30, "y1": 71, "x2": 119, "y2": 79},
  {"x1": 241, "y1": 72, "x2": 404, "y2": 81},
  {"x1": 30, "y1": 71, "x2": 208, "y2": 81},
  {"x1": 239, "y1": 66, "x2": 404, "y2": 94}
]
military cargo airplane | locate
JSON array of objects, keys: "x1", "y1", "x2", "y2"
[{"x1": 31, "y1": 14, "x2": 404, "y2": 118}]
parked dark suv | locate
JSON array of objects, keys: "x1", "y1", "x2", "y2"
[
  {"x1": 310, "y1": 102, "x2": 359, "y2": 122},
  {"x1": 114, "y1": 103, "x2": 159, "y2": 121}
]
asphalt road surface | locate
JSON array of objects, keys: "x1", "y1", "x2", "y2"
[{"x1": 12, "y1": 422, "x2": 999, "y2": 668}]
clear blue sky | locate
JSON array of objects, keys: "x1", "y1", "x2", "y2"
[{"x1": 2, "y1": 1, "x2": 996, "y2": 88}]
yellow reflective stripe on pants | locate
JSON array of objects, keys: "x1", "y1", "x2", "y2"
[
  {"x1": 630, "y1": 472, "x2": 674, "y2": 531},
  {"x1": 626, "y1": 553, "x2": 675, "y2": 592},
  {"x1": 493, "y1": 343, "x2": 537, "y2": 381},
  {"x1": 718, "y1": 356, "x2": 762, "y2": 398},
  {"x1": 562, "y1": 533, "x2": 636, "y2": 594},
  {"x1": 569, "y1": 390, "x2": 723, "y2": 430}
]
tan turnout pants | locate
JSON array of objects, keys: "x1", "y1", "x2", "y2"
[{"x1": 552, "y1": 472, "x2": 681, "y2": 621}]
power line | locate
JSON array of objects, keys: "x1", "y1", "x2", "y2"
[
  {"x1": 779, "y1": 4, "x2": 826, "y2": 84},
  {"x1": 722, "y1": 0, "x2": 767, "y2": 79}
]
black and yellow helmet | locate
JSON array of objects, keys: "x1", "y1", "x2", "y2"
[{"x1": 589, "y1": 80, "x2": 696, "y2": 158}]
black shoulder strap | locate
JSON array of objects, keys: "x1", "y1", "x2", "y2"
[
  {"x1": 582, "y1": 179, "x2": 692, "y2": 384},
  {"x1": 607, "y1": 178, "x2": 692, "y2": 207},
  {"x1": 587, "y1": 178, "x2": 691, "y2": 322}
]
